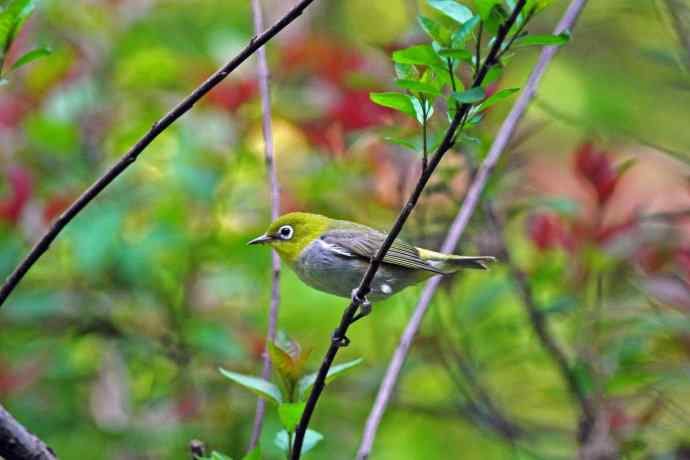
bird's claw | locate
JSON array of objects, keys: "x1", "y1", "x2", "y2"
[
  {"x1": 350, "y1": 289, "x2": 372, "y2": 324},
  {"x1": 332, "y1": 331, "x2": 350, "y2": 347}
]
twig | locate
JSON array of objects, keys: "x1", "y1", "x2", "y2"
[
  {"x1": 248, "y1": 0, "x2": 282, "y2": 451},
  {"x1": 0, "y1": 403, "x2": 57, "y2": 460},
  {"x1": 291, "y1": 2, "x2": 529, "y2": 458},
  {"x1": 189, "y1": 439, "x2": 206, "y2": 459},
  {"x1": 483, "y1": 203, "x2": 595, "y2": 442},
  {"x1": 356, "y1": 2, "x2": 588, "y2": 458},
  {"x1": 0, "y1": 0, "x2": 318, "y2": 308}
]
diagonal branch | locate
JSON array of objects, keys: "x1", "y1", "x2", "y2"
[
  {"x1": 356, "y1": 1, "x2": 589, "y2": 458},
  {"x1": 483, "y1": 203, "x2": 596, "y2": 442},
  {"x1": 290, "y1": 2, "x2": 530, "y2": 458},
  {"x1": 0, "y1": 403, "x2": 57, "y2": 460},
  {"x1": 248, "y1": 0, "x2": 282, "y2": 451},
  {"x1": 0, "y1": 0, "x2": 318, "y2": 309}
]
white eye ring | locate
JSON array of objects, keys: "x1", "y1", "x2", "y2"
[{"x1": 278, "y1": 225, "x2": 294, "y2": 240}]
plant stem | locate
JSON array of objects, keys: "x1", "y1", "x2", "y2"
[
  {"x1": 248, "y1": 0, "x2": 282, "y2": 451},
  {"x1": 290, "y1": 2, "x2": 529, "y2": 458},
  {"x1": 356, "y1": 1, "x2": 589, "y2": 458}
]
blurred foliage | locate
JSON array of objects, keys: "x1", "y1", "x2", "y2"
[{"x1": 1, "y1": 0, "x2": 690, "y2": 459}]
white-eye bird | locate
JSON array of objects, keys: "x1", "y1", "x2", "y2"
[{"x1": 249, "y1": 212, "x2": 495, "y2": 313}]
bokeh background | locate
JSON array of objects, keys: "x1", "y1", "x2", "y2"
[{"x1": 2, "y1": 0, "x2": 690, "y2": 458}]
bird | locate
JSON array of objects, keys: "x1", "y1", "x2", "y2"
[{"x1": 248, "y1": 212, "x2": 495, "y2": 320}]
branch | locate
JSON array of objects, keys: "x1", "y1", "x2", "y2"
[
  {"x1": 248, "y1": 0, "x2": 282, "y2": 451},
  {"x1": 483, "y1": 203, "x2": 596, "y2": 442},
  {"x1": 291, "y1": 2, "x2": 530, "y2": 458},
  {"x1": 356, "y1": 1, "x2": 588, "y2": 458},
  {"x1": 0, "y1": 403, "x2": 57, "y2": 460},
  {"x1": 0, "y1": 0, "x2": 318, "y2": 309}
]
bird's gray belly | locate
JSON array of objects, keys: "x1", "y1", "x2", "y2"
[{"x1": 293, "y1": 240, "x2": 420, "y2": 301}]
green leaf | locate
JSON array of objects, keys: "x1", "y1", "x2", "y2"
[
  {"x1": 477, "y1": 87, "x2": 519, "y2": 111},
  {"x1": 475, "y1": 0, "x2": 501, "y2": 19},
  {"x1": 437, "y1": 48, "x2": 473, "y2": 62},
  {"x1": 278, "y1": 402, "x2": 306, "y2": 432},
  {"x1": 241, "y1": 446, "x2": 261, "y2": 460},
  {"x1": 219, "y1": 368, "x2": 283, "y2": 405},
  {"x1": 298, "y1": 358, "x2": 363, "y2": 400},
  {"x1": 369, "y1": 92, "x2": 416, "y2": 117},
  {"x1": 200, "y1": 452, "x2": 234, "y2": 460},
  {"x1": 427, "y1": 0, "x2": 473, "y2": 23},
  {"x1": 395, "y1": 78, "x2": 441, "y2": 96},
  {"x1": 0, "y1": 0, "x2": 36, "y2": 55},
  {"x1": 392, "y1": 44, "x2": 444, "y2": 68},
  {"x1": 417, "y1": 16, "x2": 447, "y2": 45},
  {"x1": 394, "y1": 62, "x2": 418, "y2": 80},
  {"x1": 451, "y1": 15, "x2": 480, "y2": 45},
  {"x1": 514, "y1": 32, "x2": 570, "y2": 48},
  {"x1": 275, "y1": 430, "x2": 323, "y2": 455},
  {"x1": 451, "y1": 86, "x2": 486, "y2": 103},
  {"x1": 10, "y1": 46, "x2": 51, "y2": 71},
  {"x1": 411, "y1": 96, "x2": 434, "y2": 124}
]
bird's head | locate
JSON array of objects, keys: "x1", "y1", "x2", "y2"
[{"x1": 248, "y1": 212, "x2": 330, "y2": 264}]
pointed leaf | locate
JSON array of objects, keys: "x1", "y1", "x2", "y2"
[
  {"x1": 452, "y1": 87, "x2": 486, "y2": 104},
  {"x1": 298, "y1": 358, "x2": 363, "y2": 400},
  {"x1": 278, "y1": 402, "x2": 306, "y2": 432},
  {"x1": 275, "y1": 430, "x2": 323, "y2": 456},
  {"x1": 268, "y1": 341, "x2": 298, "y2": 380},
  {"x1": 452, "y1": 15, "x2": 480, "y2": 45},
  {"x1": 392, "y1": 44, "x2": 444, "y2": 68},
  {"x1": 428, "y1": 0, "x2": 473, "y2": 23},
  {"x1": 417, "y1": 16, "x2": 447, "y2": 45},
  {"x1": 369, "y1": 92, "x2": 416, "y2": 117},
  {"x1": 242, "y1": 446, "x2": 261, "y2": 460},
  {"x1": 477, "y1": 87, "x2": 519, "y2": 111},
  {"x1": 394, "y1": 62, "x2": 418, "y2": 80},
  {"x1": 10, "y1": 46, "x2": 51, "y2": 71},
  {"x1": 437, "y1": 48, "x2": 473, "y2": 62},
  {"x1": 219, "y1": 368, "x2": 283, "y2": 404},
  {"x1": 514, "y1": 32, "x2": 570, "y2": 48},
  {"x1": 395, "y1": 78, "x2": 441, "y2": 96},
  {"x1": 411, "y1": 96, "x2": 434, "y2": 124}
]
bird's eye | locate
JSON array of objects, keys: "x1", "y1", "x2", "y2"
[{"x1": 278, "y1": 225, "x2": 294, "y2": 240}]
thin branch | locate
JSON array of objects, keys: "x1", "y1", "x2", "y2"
[
  {"x1": 0, "y1": 0, "x2": 318, "y2": 308},
  {"x1": 0, "y1": 403, "x2": 57, "y2": 460},
  {"x1": 483, "y1": 203, "x2": 596, "y2": 442},
  {"x1": 248, "y1": 0, "x2": 282, "y2": 451},
  {"x1": 356, "y1": 2, "x2": 588, "y2": 458},
  {"x1": 291, "y1": 2, "x2": 530, "y2": 458},
  {"x1": 189, "y1": 439, "x2": 207, "y2": 460}
]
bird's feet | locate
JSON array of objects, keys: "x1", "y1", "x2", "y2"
[
  {"x1": 350, "y1": 289, "x2": 372, "y2": 324},
  {"x1": 332, "y1": 331, "x2": 350, "y2": 347}
]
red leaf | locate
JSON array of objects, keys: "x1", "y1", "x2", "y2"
[
  {"x1": 527, "y1": 213, "x2": 571, "y2": 251},
  {"x1": 573, "y1": 143, "x2": 619, "y2": 205},
  {"x1": 206, "y1": 79, "x2": 258, "y2": 112},
  {"x1": 0, "y1": 165, "x2": 33, "y2": 224}
]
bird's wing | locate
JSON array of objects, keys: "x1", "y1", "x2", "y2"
[{"x1": 320, "y1": 226, "x2": 445, "y2": 274}]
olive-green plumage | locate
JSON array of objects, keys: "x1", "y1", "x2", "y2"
[{"x1": 249, "y1": 212, "x2": 495, "y2": 301}]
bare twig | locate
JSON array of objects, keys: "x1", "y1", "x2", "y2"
[
  {"x1": 0, "y1": 403, "x2": 57, "y2": 460},
  {"x1": 484, "y1": 203, "x2": 596, "y2": 442},
  {"x1": 0, "y1": 0, "x2": 318, "y2": 308},
  {"x1": 248, "y1": 0, "x2": 282, "y2": 451},
  {"x1": 291, "y1": 2, "x2": 530, "y2": 458},
  {"x1": 356, "y1": 2, "x2": 588, "y2": 458}
]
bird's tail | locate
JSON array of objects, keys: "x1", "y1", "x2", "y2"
[{"x1": 418, "y1": 248, "x2": 496, "y2": 273}]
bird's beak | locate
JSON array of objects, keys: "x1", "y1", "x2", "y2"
[{"x1": 248, "y1": 234, "x2": 273, "y2": 246}]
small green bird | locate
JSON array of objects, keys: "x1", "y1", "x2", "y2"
[{"x1": 249, "y1": 212, "x2": 495, "y2": 309}]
